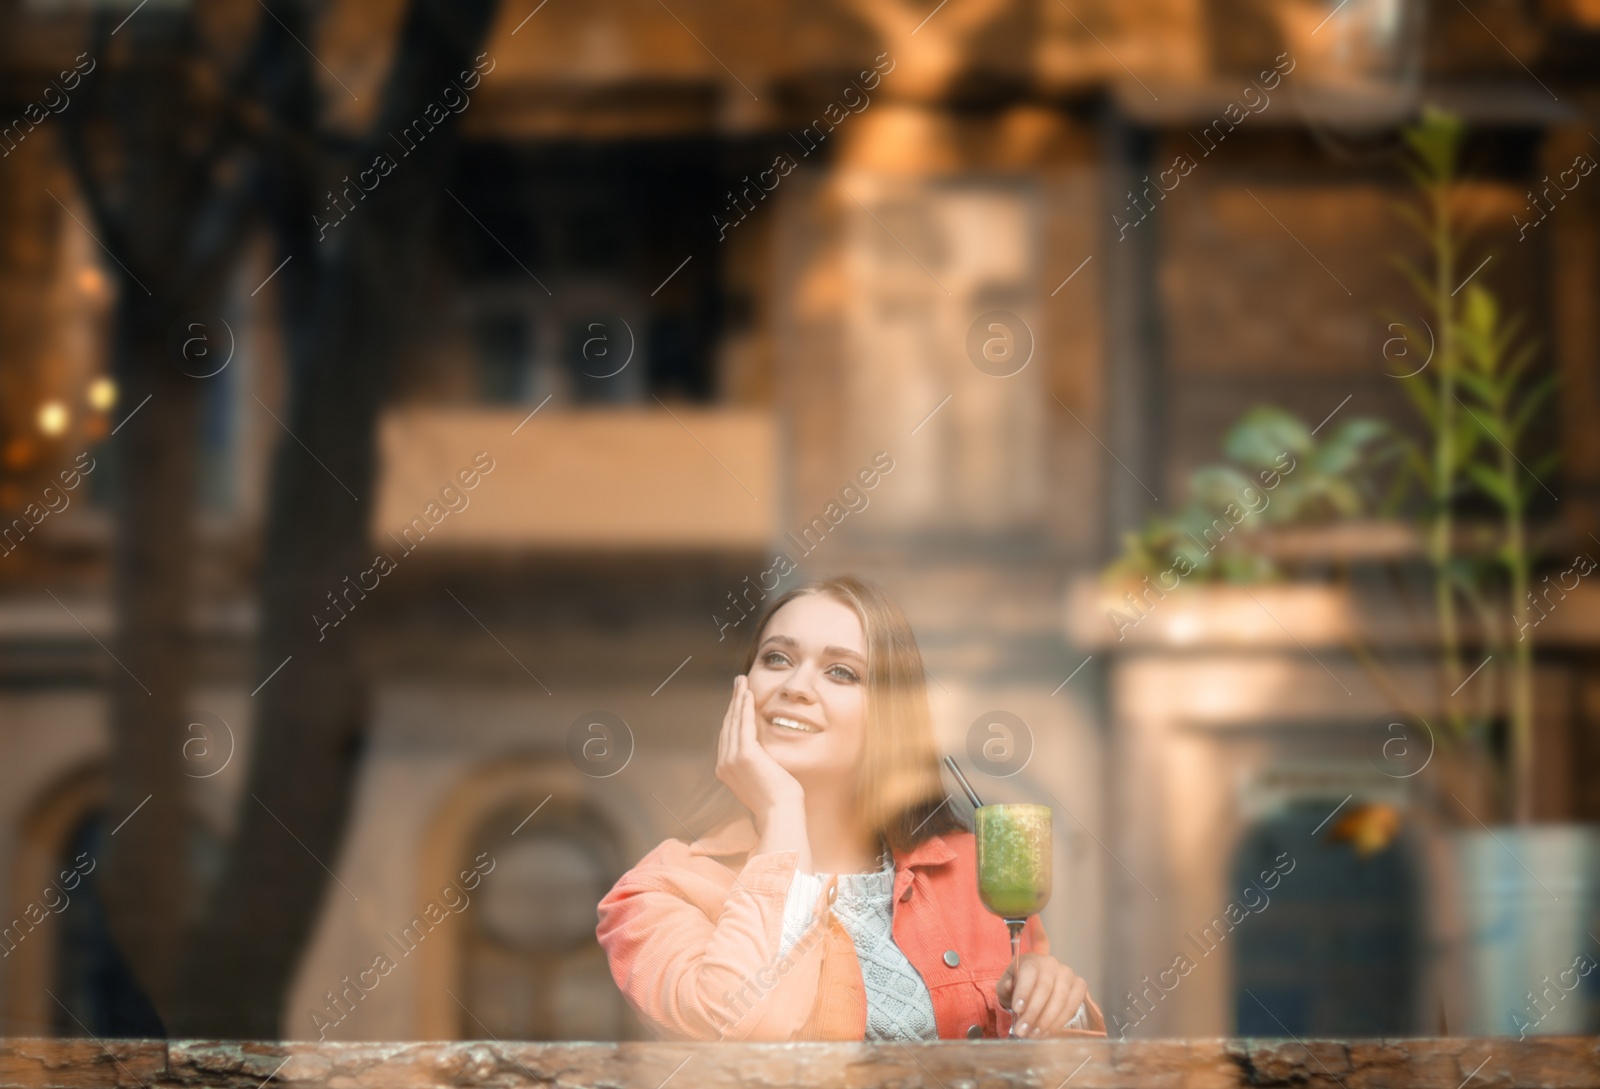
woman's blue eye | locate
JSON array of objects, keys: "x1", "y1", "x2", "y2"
[{"x1": 760, "y1": 651, "x2": 855, "y2": 682}]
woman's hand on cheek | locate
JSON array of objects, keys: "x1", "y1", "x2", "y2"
[
  {"x1": 717, "y1": 676, "x2": 808, "y2": 859},
  {"x1": 997, "y1": 954, "x2": 1091, "y2": 1038}
]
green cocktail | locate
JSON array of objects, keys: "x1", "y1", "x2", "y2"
[
  {"x1": 976, "y1": 804, "x2": 1053, "y2": 917},
  {"x1": 975, "y1": 804, "x2": 1052, "y2": 1037}
]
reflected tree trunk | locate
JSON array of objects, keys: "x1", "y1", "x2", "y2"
[
  {"x1": 66, "y1": 0, "x2": 499, "y2": 1035},
  {"x1": 168, "y1": 0, "x2": 500, "y2": 1037},
  {"x1": 62, "y1": 14, "x2": 256, "y2": 1020},
  {"x1": 100, "y1": 293, "x2": 201, "y2": 1018}
]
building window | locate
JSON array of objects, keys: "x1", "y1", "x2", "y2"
[
  {"x1": 473, "y1": 312, "x2": 535, "y2": 404},
  {"x1": 448, "y1": 140, "x2": 720, "y2": 409}
]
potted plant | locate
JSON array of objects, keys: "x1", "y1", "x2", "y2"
[
  {"x1": 1383, "y1": 108, "x2": 1598, "y2": 1038},
  {"x1": 1096, "y1": 108, "x2": 1597, "y2": 1038}
]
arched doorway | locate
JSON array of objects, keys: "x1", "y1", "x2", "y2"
[
  {"x1": 50, "y1": 811, "x2": 165, "y2": 1036},
  {"x1": 457, "y1": 795, "x2": 633, "y2": 1040},
  {"x1": 3, "y1": 766, "x2": 161, "y2": 1037},
  {"x1": 407, "y1": 758, "x2": 651, "y2": 1040}
]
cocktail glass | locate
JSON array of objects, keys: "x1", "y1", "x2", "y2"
[{"x1": 974, "y1": 803, "x2": 1052, "y2": 1038}]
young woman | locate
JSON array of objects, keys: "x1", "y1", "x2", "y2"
[{"x1": 596, "y1": 575, "x2": 1106, "y2": 1041}]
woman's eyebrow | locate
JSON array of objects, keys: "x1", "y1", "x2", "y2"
[{"x1": 760, "y1": 634, "x2": 866, "y2": 664}]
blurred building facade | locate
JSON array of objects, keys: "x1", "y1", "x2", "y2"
[{"x1": 3, "y1": 0, "x2": 1600, "y2": 1042}]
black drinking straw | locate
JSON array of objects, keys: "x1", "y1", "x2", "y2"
[{"x1": 943, "y1": 755, "x2": 986, "y2": 810}]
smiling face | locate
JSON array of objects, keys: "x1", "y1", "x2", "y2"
[{"x1": 746, "y1": 592, "x2": 870, "y2": 787}]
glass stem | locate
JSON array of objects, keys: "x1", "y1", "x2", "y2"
[{"x1": 1007, "y1": 919, "x2": 1025, "y2": 1038}]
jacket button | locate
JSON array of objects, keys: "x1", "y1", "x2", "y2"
[
  {"x1": 943, "y1": 950, "x2": 960, "y2": 967},
  {"x1": 900, "y1": 884, "x2": 913, "y2": 901},
  {"x1": 966, "y1": 1023, "x2": 983, "y2": 1039}
]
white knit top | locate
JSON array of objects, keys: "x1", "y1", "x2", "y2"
[{"x1": 779, "y1": 852, "x2": 940, "y2": 1041}]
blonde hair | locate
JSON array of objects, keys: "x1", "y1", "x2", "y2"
[{"x1": 682, "y1": 575, "x2": 967, "y2": 854}]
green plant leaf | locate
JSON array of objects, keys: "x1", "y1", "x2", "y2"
[
  {"x1": 1312, "y1": 417, "x2": 1389, "y2": 476},
  {"x1": 1466, "y1": 462, "x2": 1514, "y2": 507},
  {"x1": 1454, "y1": 367, "x2": 1497, "y2": 406},
  {"x1": 1402, "y1": 107, "x2": 1465, "y2": 182},
  {"x1": 1391, "y1": 200, "x2": 1435, "y2": 244},
  {"x1": 1446, "y1": 416, "x2": 1485, "y2": 474},
  {"x1": 1189, "y1": 465, "x2": 1260, "y2": 512},
  {"x1": 1389, "y1": 255, "x2": 1439, "y2": 314},
  {"x1": 1223, "y1": 406, "x2": 1314, "y2": 467},
  {"x1": 1508, "y1": 374, "x2": 1556, "y2": 441},
  {"x1": 1397, "y1": 371, "x2": 1439, "y2": 423},
  {"x1": 1504, "y1": 338, "x2": 1541, "y2": 386}
]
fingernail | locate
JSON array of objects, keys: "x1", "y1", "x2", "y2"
[
  {"x1": 1015, "y1": 1000, "x2": 1025, "y2": 1014},
  {"x1": 1017, "y1": 1021, "x2": 1029, "y2": 1035}
]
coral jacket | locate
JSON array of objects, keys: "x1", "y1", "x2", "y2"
[{"x1": 596, "y1": 814, "x2": 1108, "y2": 1041}]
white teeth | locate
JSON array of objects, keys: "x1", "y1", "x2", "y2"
[{"x1": 770, "y1": 715, "x2": 819, "y2": 734}]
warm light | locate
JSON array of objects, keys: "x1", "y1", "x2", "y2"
[
  {"x1": 37, "y1": 401, "x2": 68, "y2": 437},
  {"x1": 87, "y1": 376, "x2": 117, "y2": 411},
  {"x1": 1166, "y1": 612, "x2": 1202, "y2": 644},
  {"x1": 77, "y1": 267, "x2": 106, "y2": 299}
]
